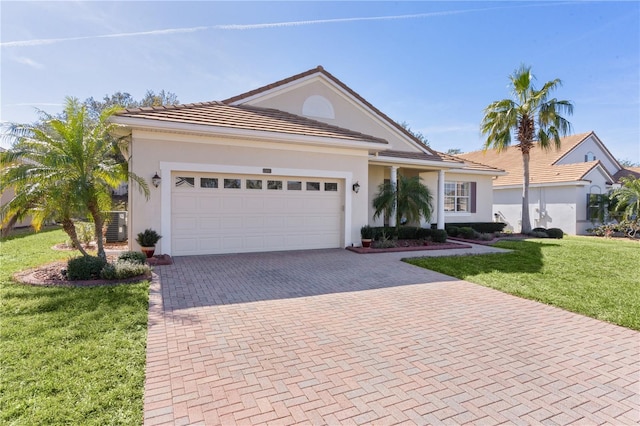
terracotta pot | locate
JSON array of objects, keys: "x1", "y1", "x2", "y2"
[
  {"x1": 362, "y1": 239, "x2": 372, "y2": 248},
  {"x1": 141, "y1": 246, "x2": 155, "y2": 258}
]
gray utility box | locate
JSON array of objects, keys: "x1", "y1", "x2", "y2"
[{"x1": 105, "y1": 211, "x2": 127, "y2": 242}]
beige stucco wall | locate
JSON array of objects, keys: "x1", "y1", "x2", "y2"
[
  {"x1": 558, "y1": 134, "x2": 620, "y2": 175},
  {"x1": 421, "y1": 171, "x2": 495, "y2": 226},
  {"x1": 366, "y1": 167, "x2": 494, "y2": 227},
  {"x1": 1, "y1": 186, "x2": 32, "y2": 229},
  {"x1": 493, "y1": 166, "x2": 613, "y2": 235},
  {"x1": 129, "y1": 130, "x2": 370, "y2": 253},
  {"x1": 494, "y1": 186, "x2": 580, "y2": 234},
  {"x1": 245, "y1": 79, "x2": 422, "y2": 153}
]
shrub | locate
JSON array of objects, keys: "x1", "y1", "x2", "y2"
[
  {"x1": 546, "y1": 228, "x2": 564, "y2": 239},
  {"x1": 370, "y1": 227, "x2": 397, "y2": 240},
  {"x1": 478, "y1": 232, "x2": 495, "y2": 241},
  {"x1": 100, "y1": 261, "x2": 151, "y2": 280},
  {"x1": 458, "y1": 227, "x2": 476, "y2": 239},
  {"x1": 136, "y1": 228, "x2": 162, "y2": 247},
  {"x1": 67, "y1": 256, "x2": 107, "y2": 281},
  {"x1": 397, "y1": 226, "x2": 419, "y2": 240},
  {"x1": 360, "y1": 225, "x2": 374, "y2": 239},
  {"x1": 445, "y1": 222, "x2": 506, "y2": 234},
  {"x1": 118, "y1": 251, "x2": 147, "y2": 265},
  {"x1": 446, "y1": 226, "x2": 459, "y2": 237},
  {"x1": 529, "y1": 231, "x2": 549, "y2": 238},
  {"x1": 532, "y1": 227, "x2": 547, "y2": 233},
  {"x1": 431, "y1": 229, "x2": 448, "y2": 243},
  {"x1": 416, "y1": 228, "x2": 431, "y2": 240}
]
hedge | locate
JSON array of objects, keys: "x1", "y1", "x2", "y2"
[{"x1": 441, "y1": 222, "x2": 506, "y2": 233}]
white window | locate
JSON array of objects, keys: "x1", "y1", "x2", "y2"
[{"x1": 445, "y1": 182, "x2": 470, "y2": 212}]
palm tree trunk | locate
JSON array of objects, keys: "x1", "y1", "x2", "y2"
[
  {"x1": 1, "y1": 215, "x2": 20, "y2": 237},
  {"x1": 61, "y1": 219, "x2": 90, "y2": 257},
  {"x1": 87, "y1": 200, "x2": 107, "y2": 260},
  {"x1": 521, "y1": 152, "x2": 532, "y2": 233}
]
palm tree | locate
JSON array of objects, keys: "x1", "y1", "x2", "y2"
[
  {"x1": 1, "y1": 97, "x2": 149, "y2": 259},
  {"x1": 372, "y1": 174, "x2": 433, "y2": 232},
  {"x1": 481, "y1": 65, "x2": 573, "y2": 233},
  {"x1": 612, "y1": 177, "x2": 640, "y2": 220}
]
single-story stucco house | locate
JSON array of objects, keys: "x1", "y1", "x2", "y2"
[
  {"x1": 459, "y1": 131, "x2": 636, "y2": 235},
  {"x1": 112, "y1": 66, "x2": 503, "y2": 256}
]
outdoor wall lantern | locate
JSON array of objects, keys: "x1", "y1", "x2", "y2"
[
  {"x1": 151, "y1": 172, "x2": 161, "y2": 188},
  {"x1": 352, "y1": 181, "x2": 360, "y2": 193}
]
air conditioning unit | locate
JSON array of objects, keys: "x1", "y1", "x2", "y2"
[{"x1": 105, "y1": 211, "x2": 127, "y2": 242}]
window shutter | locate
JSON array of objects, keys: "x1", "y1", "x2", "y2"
[{"x1": 470, "y1": 182, "x2": 477, "y2": 213}]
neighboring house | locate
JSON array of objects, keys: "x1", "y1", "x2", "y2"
[
  {"x1": 459, "y1": 131, "x2": 634, "y2": 235},
  {"x1": 0, "y1": 147, "x2": 33, "y2": 232},
  {"x1": 112, "y1": 66, "x2": 503, "y2": 256}
]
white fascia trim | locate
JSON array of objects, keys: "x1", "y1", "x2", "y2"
[
  {"x1": 231, "y1": 73, "x2": 430, "y2": 155},
  {"x1": 112, "y1": 116, "x2": 387, "y2": 152},
  {"x1": 227, "y1": 74, "x2": 322, "y2": 105},
  {"x1": 445, "y1": 168, "x2": 507, "y2": 176},
  {"x1": 495, "y1": 180, "x2": 591, "y2": 190},
  {"x1": 369, "y1": 157, "x2": 467, "y2": 169},
  {"x1": 159, "y1": 162, "x2": 353, "y2": 256}
]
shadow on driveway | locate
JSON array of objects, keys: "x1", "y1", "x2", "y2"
[{"x1": 157, "y1": 248, "x2": 459, "y2": 310}]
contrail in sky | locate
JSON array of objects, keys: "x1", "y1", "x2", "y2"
[{"x1": 1, "y1": 3, "x2": 574, "y2": 48}]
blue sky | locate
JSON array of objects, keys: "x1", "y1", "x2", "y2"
[{"x1": 2, "y1": 1, "x2": 639, "y2": 162}]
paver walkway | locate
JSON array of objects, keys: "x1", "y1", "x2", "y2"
[{"x1": 144, "y1": 247, "x2": 639, "y2": 425}]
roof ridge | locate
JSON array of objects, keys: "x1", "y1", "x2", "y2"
[
  {"x1": 121, "y1": 101, "x2": 224, "y2": 114},
  {"x1": 461, "y1": 131, "x2": 593, "y2": 157},
  {"x1": 222, "y1": 66, "x2": 436, "y2": 155},
  {"x1": 234, "y1": 103, "x2": 388, "y2": 144}
]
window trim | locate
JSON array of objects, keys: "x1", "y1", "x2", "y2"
[{"x1": 444, "y1": 181, "x2": 476, "y2": 213}]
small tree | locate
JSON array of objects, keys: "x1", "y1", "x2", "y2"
[
  {"x1": 612, "y1": 177, "x2": 640, "y2": 220},
  {"x1": 1, "y1": 97, "x2": 149, "y2": 259},
  {"x1": 481, "y1": 65, "x2": 573, "y2": 233},
  {"x1": 372, "y1": 175, "x2": 433, "y2": 233}
]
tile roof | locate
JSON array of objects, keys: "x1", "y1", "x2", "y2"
[
  {"x1": 116, "y1": 101, "x2": 388, "y2": 145},
  {"x1": 458, "y1": 132, "x2": 609, "y2": 186},
  {"x1": 614, "y1": 167, "x2": 640, "y2": 182},
  {"x1": 372, "y1": 150, "x2": 504, "y2": 173},
  {"x1": 223, "y1": 66, "x2": 439, "y2": 156}
]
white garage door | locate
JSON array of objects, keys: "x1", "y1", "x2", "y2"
[{"x1": 171, "y1": 172, "x2": 343, "y2": 256}]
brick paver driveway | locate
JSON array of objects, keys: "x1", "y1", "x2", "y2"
[{"x1": 144, "y1": 248, "x2": 639, "y2": 425}]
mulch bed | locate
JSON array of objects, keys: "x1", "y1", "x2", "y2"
[
  {"x1": 347, "y1": 240, "x2": 472, "y2": 254},
  {"x1": 13, "y1": 253, "x2": 172, "y2": 287}
]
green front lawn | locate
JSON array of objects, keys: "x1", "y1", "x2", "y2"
[
  {"x1": 0, "y1": 227, "x2": 149, "y2": 425},
  {"x1": 406, "y1": 236, "x2": 640, "y2": 330}
]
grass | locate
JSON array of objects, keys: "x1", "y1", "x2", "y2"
[
  {"x1": 0, "y1": 227, "x2": 149, "y2": 425},
  {"x1": 406, "y1": 236, "x2": 640, "y2": 331}
]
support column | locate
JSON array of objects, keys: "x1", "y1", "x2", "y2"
[
  {"x1": 437, "y1": 169, "x2": 445, "y2": 230},
  {"x1": 389, "y1": 166, "x2": 398, "y2": 227}
]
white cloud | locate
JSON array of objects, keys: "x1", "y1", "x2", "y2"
[
  {"x1": 1, "y1": 3, "x2": 571, "y2": 48},
  {"x1": 14, "y1": 56, "x2": 44, "y2": 69}
]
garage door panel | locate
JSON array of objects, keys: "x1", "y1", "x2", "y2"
[
  {"x1": 173, "y1": 195, "x2": 197, "y2": 212},
  {"x1": 220, "y1": 197, "x2": 244, "y2": 212},
  {"x1": 198, "y1": 197, "x2": 222, "y2": 211},
  {"x1": 172, "y1": 172, "x2": 342, "y2": 255},
  {"x1": 199, "y1": 237, "x2": 222, "y2": 251},
  {"x1": 245, "y1": 198, "x2": 264, "y2": 210},
  {"x1": 243, "y1": 216, "x2": 265, "y2": 229},
  {"x1": 264, "y1": 216, "x2": 285, "y2": 228},
  {"x1": 262, "y1": 197, "x2": 286, "y2": 213},
  {"x1": 222, "y1": 236, "x2": 244, "y2": 250},
  {"x1": 173, "y1": 217, "x2": 198, "y2": 232},
  {"x1": 199, "y1": 217, "x2": 222, "y2": 231},
  {"x1": 173, "y1": 237, "x2": 199, "y2": 254},
  {"x1": 286, "y1": 216, "x2": 306, "y2": 229}
]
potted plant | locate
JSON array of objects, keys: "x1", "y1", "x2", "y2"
[
  {"x1": 136, "y1": 228, "x2": 162, "y2": 258},
  {"x1": 360, "y1": 225, "x2": 374, "y2": 248}
]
